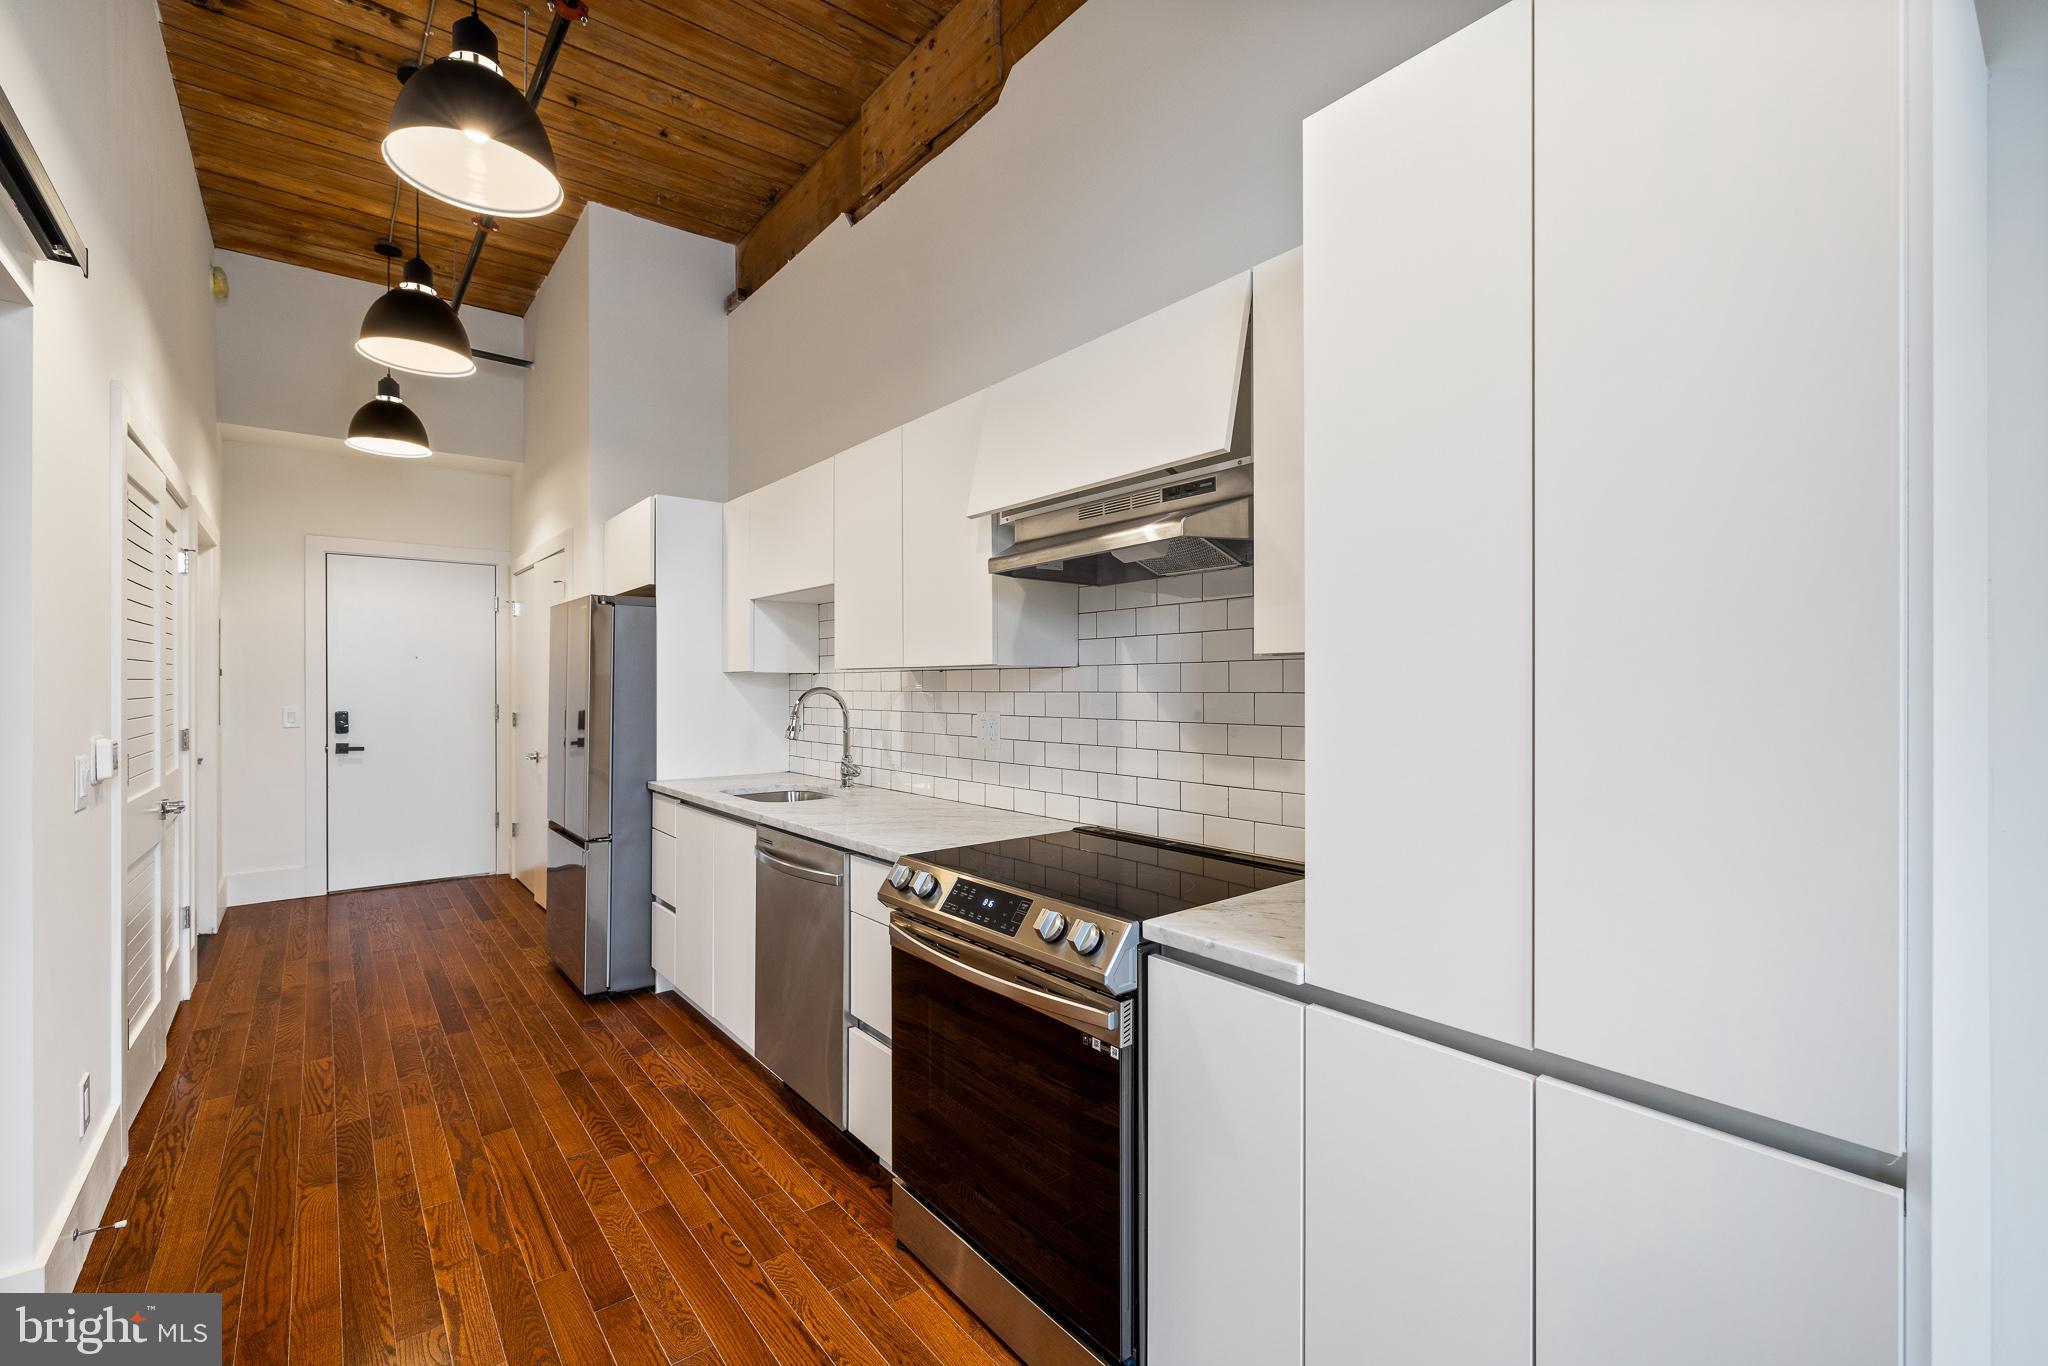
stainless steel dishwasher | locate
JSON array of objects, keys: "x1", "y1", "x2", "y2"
[{"x1": 753, "y1": 826, "x2": 849, "y2": 1127}]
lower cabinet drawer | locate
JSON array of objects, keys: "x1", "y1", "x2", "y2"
[
  {"x1": 847, "y1": 1026, "x2": 891, "y2": 1168},
  {"x1": 850, "y1": 911, "x2": 891, "y2": 1036},
  {"x1": 650, "y1": 899, "x2": 676, "y2": 986},
  {"x1": 652, "y1": 827, "x2": 676, "y2": 906}
]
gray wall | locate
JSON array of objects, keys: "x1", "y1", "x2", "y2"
[{"x1": 726, "y1": 0, "x2": 1501, "y2": 495}]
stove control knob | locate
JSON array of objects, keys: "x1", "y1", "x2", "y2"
[
  {"x1": 1069, "y1": 920, "x2": 1104, "y2": 955},
  {"x1": 887, "y1": 864, "x2": 913, "y2": 891},
  {"x1": 909, "y1": 870, "x2": 940, "y2": 900},
  {"x1": 1034, "y1": 908, "x2": 1068, "y2": 942}
]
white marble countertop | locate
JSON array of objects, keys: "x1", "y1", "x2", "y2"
[
  {"x1": 1146, "y1": 880, "x2": 1307, "y2": 986},
  {"x1": 648, "y1": 772, "x2": 1076, "y2": 863}
]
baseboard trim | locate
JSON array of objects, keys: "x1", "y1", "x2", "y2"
[
  {"x1": 0, "y1": 1107, "x2": 123, "y2": 1292},
  {"x1": 227, "y1": 864, "x2": 309, "y2": 907}
]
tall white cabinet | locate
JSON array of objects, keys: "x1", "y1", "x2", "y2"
[
  {"x1": 1303, "y1": 0, "x2": 1534, "y2": 1049},
  {"x1": 1304, "y1": 0, "x2": 1908, "y2": 1149},
  {"x1": 1529, "y1": 0, "x2": 1905, "y2": 1153}
]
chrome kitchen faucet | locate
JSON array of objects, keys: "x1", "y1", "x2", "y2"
[{"x1": 789, "y1": 686, "x2": 861, "y2": 787}]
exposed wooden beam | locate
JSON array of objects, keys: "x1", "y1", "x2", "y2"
[{"x1": 730, "y1": 0, "x2": 1088, "y2": 306}]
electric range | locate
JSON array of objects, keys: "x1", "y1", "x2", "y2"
[{"x1": 876, "y1": 826, "x2": 1303, "y2": 1366}]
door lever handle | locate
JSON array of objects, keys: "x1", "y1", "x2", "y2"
[
  {"x1": 525, "y1": 751, "x2": 542, "y2": 762},
  {"x1": 156, "y1": 799, "x2": 186, "y2": 818},
  {"x1": 334, "y1": 743, "x2": 368, "y2": 755}
]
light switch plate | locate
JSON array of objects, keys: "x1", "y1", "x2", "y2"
[
  {"x1": 282, "y1": 706, "x2": 301, "y2": 730},
  {"x1": 73, "y1": 756, "x2": 90, "y2": 812}
]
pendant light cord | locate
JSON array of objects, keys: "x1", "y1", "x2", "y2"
[{"x1": 384, "y1": 0, "x2": 439, "y2": 246}]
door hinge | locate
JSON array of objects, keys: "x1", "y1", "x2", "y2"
[
  {"x1": 510, "y1": 821, "x2": 520, "y2": 837},
  {"x1": 495, "y1": 812, "x2": 501, "y2": 829},
  {"x1": 494, "y1": 596, "x2": 502, "y2": 614},
  {"x1": 180, "y1": 905, "x2": 192, "y2": 931},
  {"x1": 495, "y1": 703, "x2": 501, "y2": 722},
  {"x1": 510, "y1": 711, "x2": 519, "y2": 728}
]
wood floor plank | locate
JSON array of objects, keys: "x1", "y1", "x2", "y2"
[{"x1": 72, "y1": 878, "x2": 1018, "y2": 1365}]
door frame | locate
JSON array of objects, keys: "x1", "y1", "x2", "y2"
[
  {"x1": 107, "y1": 381, "x2": 205, "y2": 1156},
  {"x1": 510, "y1": 532, "x2": 572, "y2": 904},
  {"x1": 301, "y1": 535, "x2": 511, "y2": 895}
]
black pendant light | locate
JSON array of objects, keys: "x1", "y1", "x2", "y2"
[
  {"x1": 346, "y1": 372, "x2": 432, "y2": 458},
  {"x1": 383, "y1": 2, "x2": 564, "y2": 219},
  {"x1": 357, "y1": 212, "x2": 474, "y2": 377}
]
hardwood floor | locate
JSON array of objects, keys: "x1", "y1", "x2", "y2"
[{"x1": 76, "y1": 876, "x2": 1018, "y2": 1366}]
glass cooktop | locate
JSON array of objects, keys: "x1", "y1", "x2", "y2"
[{"x1": 906, "y1": 826, "x2": 1302, "y2": 928}]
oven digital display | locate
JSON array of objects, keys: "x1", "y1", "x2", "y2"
[{"x1": 943, "y1": 879, "x2": 1033, "y2": 936}]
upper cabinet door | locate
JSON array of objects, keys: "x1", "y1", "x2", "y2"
[
  {"x1": 966, "y1": 271, "x2": 1251, "y2": 517},
  {"x1": 1532, "y1": 0, "x2": 1903, "y2": 1150},
  {"x1": 902, "y1": 393, "x2": 1078, "y2": 670},
  {"x1": 1250, "y1": 248, "x2": 1303, "y2": 658},
  {"x1": 1536, "y1": 1081, "x2": 1901, "y2": 1366},
  {"x1": 1303, "y1": 0, "x2": 1534, "y2": 1047},
  {"x1": 833, "y1": 430, "x2": 905, "y2": 671},
  {"x1": 723, "y1": 463, "x2": 834, "y2": 674}
]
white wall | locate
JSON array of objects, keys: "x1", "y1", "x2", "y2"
[
  {"x1": 221, "y1": 440, "x2": 512, "y2": 904},
  {"x1": 213, "y1": 251, "x2": 525, "y2": 463},
  {"x1": 515, "y1": 204, "x2": 733, "y2": 587},
  {"x1": 726, "y1": 0, "x2": 1501, "y2": 493},
  {"x1": 1987, "y1": 60, "x2": 2048, "y2": 1366},
  {"x1": 1930, "y1": 3, "x2": 1991, "y2": 1362},
  {"x1": 0, "y1": 0, "x2": 224, "y2": 1290}
]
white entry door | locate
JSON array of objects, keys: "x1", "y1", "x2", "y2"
[
  {"x1": 512, "y1": 550, "x2": 568, "y2": 904},
  {"x1": 326, "y1": 554, "x2": 498, "y2": 891},
  {"x1": 119, "y1": 434, "x2": 190, "y2": 1123}
]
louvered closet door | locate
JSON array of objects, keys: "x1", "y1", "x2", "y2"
[{"x1": 120, "y1": 434, "x2": 188, "y2": 1124}]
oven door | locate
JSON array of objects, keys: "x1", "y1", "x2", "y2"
[{"x1": 890, "y1": 917, "x2": 1134, "y2": 1363}]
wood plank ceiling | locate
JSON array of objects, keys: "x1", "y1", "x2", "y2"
[{"x1": 163, "y1": 0, "x2": 1088, "y2": 316}]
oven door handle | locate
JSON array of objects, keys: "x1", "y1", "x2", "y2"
[{"x1": 890, "y1": 924, "x2": 1121, "y2": 1044}]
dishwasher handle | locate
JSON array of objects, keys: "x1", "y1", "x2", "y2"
[{"x1": 756, "y1": 847, "x2": 844, "y2": 887}]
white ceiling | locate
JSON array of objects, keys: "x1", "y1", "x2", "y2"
[{"x1": 1979, "y1": 0, "x2": 2048, "y2": 67}]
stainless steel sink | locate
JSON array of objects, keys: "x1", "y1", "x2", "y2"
[{"x1": 724, "y1": 785, "x2": 833, "y2": 803}]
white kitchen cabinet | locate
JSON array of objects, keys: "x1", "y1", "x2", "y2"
[
  {"x1": 899, "y1": 393, "x2": 1076, "y2": 669},
  {"x1": 1536, "y1": 1080, "x2": 1901, "y2": 1366},
  {"x1": 650, "y1": 827, "x2": 676, "y2": 909},
  {"x1": 1145, "y1": 957, "x2": 1303, "y2": 1366},
  {"x1": 967, "y1": 272, "x2": 1251, "y2": 517},
  {"x1": 708, "y1": 811, "x2": 757, "y2": 1051},
  {"x1": 1303, "y1": 0, "x2": 1534, "y2": 1048},
  {"x1": 723, "y1": 463, "x2": 833, "y2": 674},
  {"x1": 1305, "y1": 1008, "x2": 1533, "y2": 1365},
  {"x1": 846, "y1": 1026, "x2": 891, "y2": 1167},
  {"x1": 848, "y1": 856, "x2": 892, "y2": 1036},
  {"x1": 1250, "y1": 247, "x2": 1303, "y2": 657},
  {"x1": 849, "y1": 913, "x2": 890, "y2": 1037},
  {"x1": 649, "y1": 900, "x2": 676, "y2": 990},
  {"x1": 669, "y1": 802, "x2": 719, "y2": 1016},
  {"x1": 832, "y1": 430, "x2": 905, "y2": 670},
  {"x1": 1531, "y1": 0, "x2": 1904, "y2": 1150},
  {"x1": 601, "y1": 499, "x2": 657, "y2": 595}
]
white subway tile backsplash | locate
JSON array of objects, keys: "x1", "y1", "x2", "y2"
[{"x1": 789, "y1": 589, "x2": 1309, "y2": 860}]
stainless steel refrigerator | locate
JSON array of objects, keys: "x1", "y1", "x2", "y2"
[{"x1": 546, "y1": 594, "x2": 657, "y2": 994}]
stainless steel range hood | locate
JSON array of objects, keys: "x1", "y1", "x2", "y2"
[{"x1": 989, "y1": 461, "x2": 1253, "y2": 586}]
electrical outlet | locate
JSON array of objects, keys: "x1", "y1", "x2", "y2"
[
  {"x1": 973, "y1": 710, "x2": 1000, "y2": 757},
  {"x1": 79, "y1": 1075, "x2": 91, "y2": 1136},
  {"x1": 74, "y1": 756, "x2": 90, "y2": 812},
  {"x1": 281, "y1": 706, "x2": 301, "y2": 730}
]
